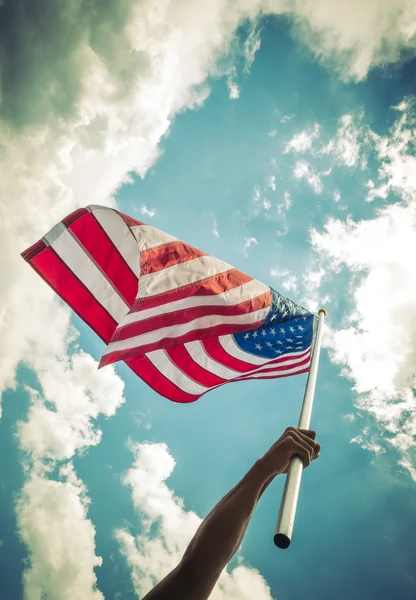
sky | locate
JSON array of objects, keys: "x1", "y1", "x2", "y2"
[{"x1": 1, "y1": 1, "x2": 416, "y2": 600}]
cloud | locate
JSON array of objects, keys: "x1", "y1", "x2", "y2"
[
  {"x1": 141, "y1": 204, "x2": 157, "y2": 218},
  {"x1": 116, "y1": 442, "x2": 273, "y2": 600},
  {"x1": 243, "y1": 236, "x2": 258, "y2": 255},
  {"x1": 270, "y1": 267, "x2": 298, "y2": 293},
  {"x1": 280, "y1": 114, "x2": 295, "y2": 123},
  {"x1": 367, "y1": 99, "x2": 416, "y2": 202},
  {"x1": 243, "y1": 22, "x2": 262, "y2": 73},
  {"x1": 283, "y1": 123, "x2": 320, "y2": 153},
  {"x1": 14, "y1": 347, "x2": 125, "y2": 599},
  {"x1": 320, "y1": 114, "x2": 363, "y2": 167},
  {"x1": 311, "y1": 202, "x2": 416, "y2": 480},
  {"x1": 266, "y1": 175, "x2": 276, "y2": 192},
  {"x1": 18, "y1": 350, "x2": 125, "y2": 467},
  {"x1": 212, "y1": 216, "x2": 220, "y2": 239},
  {"x1": 16, "y1": 465, "x2": 104, "y2": 600},
  {"x1": 227, "y1": 68, "x2": 240, "y2": 99},
  {"x1": 294, "y1": 160, "x2": 323, "y2": 194},
  {"x1": 288, "y1": 0, "x2": 416, "y2": 81},
  {"x1": 268, "y1": 129, "x2": 277, "y2": 138}
]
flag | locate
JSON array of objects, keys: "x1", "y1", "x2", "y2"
[{"x1": 22, "y1": 205, "x2": 316, "y2": 403}]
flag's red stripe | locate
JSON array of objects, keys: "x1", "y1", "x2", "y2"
[
  {"x1": 68, "y1": 212, "x2": 138, "y2": 306},
  {"x1": 62, "y1": 207, "x2": 89, "y2": 227},
  {"x1": 21, "y1": 239, "x2": 47, "y2": 263},
  {"x1": 30, "y1": 246, "x2": 117, "y2": 343},
  {"x1": 202, "y1": 338, "x2": 311, "y2": 373},
  {"x1": 116, "y1": 211, "x2": 145, "y2": 228},
  {"x1": 112, "y1": 291, "x2": 271, "y2": 342},
  {"x1": 99, "y1": 319, "x2": 266, "y2": 367},
  {"x1": 237, "y1": 367, "x2": 310, "y2": 381},
  {"x1": 166, "y1": 346, "x2": 226, "y2": 387},
  {"x1": 141, "y1": 242, "x2": 207, "y2": 275},
  {"x1": 235, "y1": 353, "x2": 311, "y2": 380},
  {"x1": 169, "y1": 345, "x2": 311, "y2": 387},
  {"x1": 131, "y1": 269, "x2": 254, "y2": 312},
  {"x1": 125, "y1": 356, "x2": 200, "y2": 403}
]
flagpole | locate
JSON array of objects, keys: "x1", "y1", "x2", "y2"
[{"x1": 274, "y1": 308, "x2": 327, "y2": 549}]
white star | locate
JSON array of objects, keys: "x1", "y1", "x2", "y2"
[
  {"x1": 261, "y1": 329, "x2": 267, "y2": 337},
  {"x1": 303, "y1": 316, "x2": 308, "y2": 321},
  {"x1": 243, "y1": 333, "x2": 250, "y2": 340},
  {"x1": 275, "y1": 349, "x2": 283, "y2": 354},
  {"x1": 287, "y1": 338, "x2": 294, "y2": 343},
  {"x1": 298, "y1": 325, "x2": 304, "y2": 331},
  {"x1": 296, "y1": 335, "x2": 302, "y2": 339},
  {"x1": 282, "y1": 309, "x2": 288, "y2": 317},
  {"x1": 280, "y1": 327, "x2": 285, "y2": 334},
  {"x1": 255, "y1": 343, "x2": 262, "y2": 350},
  {"x1": 266, "y1": 341, "x2": 272, "y2": 347},
  {"x1": 270, "y1": 314, "x2": 277, "y2": 321},
  {"x1": 276, "y1": 340, "x2": 283, "y2": 345},
  {"x1": 289, "y1": 326, "x2": 295, "y2": 333},
  {"x1": 287, "y1": 345, "x2": 293, "y2": 350},
  {"x1": 252, "y1": 331, "x2": 258, "y2": 338},
  {"x1": 270, "y1": 328, "x2": 276, "y2": 335}
]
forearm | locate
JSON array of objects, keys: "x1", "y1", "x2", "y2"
[{"x1": 179, "y1": 460, "x2": 275, "y2": 594}]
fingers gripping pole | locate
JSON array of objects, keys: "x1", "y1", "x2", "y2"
[{"x1": 274, "y1": 309, "x2": 327, "y2": 549}]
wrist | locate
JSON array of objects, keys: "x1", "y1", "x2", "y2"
[{"x1": 251, "y1": 458, "x2": 279, "y2": 483}]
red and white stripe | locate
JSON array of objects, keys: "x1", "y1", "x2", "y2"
[{"x1": 22, "y1": 205, "x2": 310, "y2": 404}]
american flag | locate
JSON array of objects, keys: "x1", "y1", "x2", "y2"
[{"x1": 22, "y1": 205, "x2": 316, "y2": 403}]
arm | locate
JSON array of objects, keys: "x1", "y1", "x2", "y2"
[{"x1": 143, "y1": 427, "x2": 320, "y2": 600}]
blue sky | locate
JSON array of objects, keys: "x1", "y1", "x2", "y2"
[{"x1": 1, "y1": 3, "x2": 416, "y2": 600}]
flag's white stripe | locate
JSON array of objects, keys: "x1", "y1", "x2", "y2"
[
  {"x1": 219, "y1": 335, "x2": 311, "y2": 367},
  {"x1": 49, "y1": 228, "x2": 129, "y2": 321},
  {"x1": 131, "y1": 224, "x2": 178, "y2": 250},
  {"x1": 185, "y1": 341, "x2": 241, "y2": 380},
  {"x1": 138, "y1": 255, "x2": 233, "y2": 299},
  {"x1": 185, "y1": 341, "x2": 310, "y2": 381},
  {"x1": 149, "y1": 349, "x2": 311, "y2": 395},
  {"x1": 122, "y1": 279, "x2": 270, "y2": 325},
  {"x1": 237, "y1": 358, "x2": 311, "y2": 380},
  {"x1": 219, "y1": 335, "x2": 272, "y2": 366},
  {"x1": 88, "y1": 206, "x2": 141, "y2": 279},
  {"x1": 147, "y1": 349, "x2": 209, "y2": 395},
  {"x1": 103, "y1": 308, "x2": 269, "y2": 355}
]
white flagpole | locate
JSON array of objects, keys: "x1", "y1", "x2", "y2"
[{"x1": 274, "y1": 308, "x2": 327, "y2": 549}]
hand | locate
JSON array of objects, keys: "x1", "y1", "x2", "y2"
[{"x1": 259, "y1": 427, "x2": 321, "y2": 477}]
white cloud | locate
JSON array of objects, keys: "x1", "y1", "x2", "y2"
[
  {"x1": 311, "y1": 202, "x2": 416, "y2": 480},
  {"x1": 289, "y1": 0, "x2": 416, "y2": 81},
  {"x1": 368, "y1": 99, "x2": 416, "y2": 202},
  {"x1": 253, "y1": 186, "x2": 261, "y2": 202},
  {"x1": 243, "y1": 236, "x2": 258, "y2": 255},
  {"x1": 141, "y1": 204, "x2": 157, "y2": 218},
  {"x1": 212, "y1": 216, "x2": 220, "y2": 239},
  {"x1": 19, "y1": 350, "x2": 125, "y2": 466},
  {"x1": 274, "y1": 191, "x2": 292, "y2": 236},
  {"x1": 270, "y1": 267, "x2": 298, "y2": 293},
  {"x1": 333, "y1": 190, "x2": 341, "y2": 202},
  {"x1": 268, "y1": 129, "x2": 277, "y2": 138},
  {"x1": 16, "y1": 465, "x2": 104, "y2": 600},
  {"x1": 243, "y1": 23, "x2": 262, "y2": 73},
  {"x1": 266, "y1": 175, "x2": 276, "y2": 192},
  {"x1": 280, "y1": 114, "x2": 294, "y2": 123},
  {"x1": 320, "y1": 114, "x2": 363, "y2": 167},
  {"x1": 294, "y1": 160, "x2": 323, "y2": 194},
  {"x1": 227, "y1": 68, "x2": 240, "y2": 99},
  {"x1": 283, "y1": 123, "x2": 320, "y2": 153},
  {"x1": 116, "y1": 442, "x2": 273, "y2": 600},
  {"x1": 15, "y1": 348, "x2": 126, "y2": 599}
]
